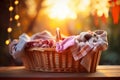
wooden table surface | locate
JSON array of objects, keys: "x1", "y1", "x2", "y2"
[{"x1": 0, "y1": 65, "x2": 120, "y2": 80}]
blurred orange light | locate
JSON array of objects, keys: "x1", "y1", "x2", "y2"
[
  {"x1": 9, "y1": 6, "x2": 14, "y2": 11},
  {"x1": 14, "y1": 14, "x2": 20, "y2": 20},
  {"x1": 49, "y1": 4, "x2": 77, "y2": 20},
  {"x1": 43, "y1": 0, "x2": 77, "y2": 20},
  {"x1": 14, "y1": 0, "x2": 19, "y2": 5},
  {"x1": 5, "y1": 39, "x2": 10, "y2": 45},
  {"x1": 7, "y1": 27, "x2": 12, "y2": 33}
]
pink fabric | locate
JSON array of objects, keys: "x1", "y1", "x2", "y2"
[
  {"x1": 72, "y1": 42, "x2": 93, "y2": 61},
  {"x1": 56, "y1": 30, "x2": 108, "y2": 61},
  {"x1": 56, "y1": 36, "x2": 75, "y2": 52},
  {"x1": 9, "y1": 30, "x2": 56, "y2": 58},
  {"x1": 27, "y1": 30, "x2": 56, "y2": 48},
  {"x1": 31, "y1": 30, "x2": 54, "y2": 40},
  {"x1": 10, "y1": 30, "x2": 108, "y2": 63},
  {"x1": 55, "y1": 30, "x2": 108, "y2": 72},
  {"x1": 25, "y1": 39, "x2": 55, "y2": 49},
  {"x1": 72, "y1": 30, "x2": 108, "y2": 61}
]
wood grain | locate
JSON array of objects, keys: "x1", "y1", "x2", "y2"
[{"x1": 0, "y1": 65, "x2": 120, "y2": 78}]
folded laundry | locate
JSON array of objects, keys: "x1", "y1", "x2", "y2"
[
  {"x1": 56, "y1": 30, "x2": 108, "y2": 61},
  {"x1": 25, "y1": 39, "x2": 55, "y2": 49},
  {"x1": 9, "y1": 39, "x2": 19, "y2": 58},
  {"x1": 56, "y1": 36, "x2": 75, "y2": 52},
  {"x1": 9, "y1": 30, "x2": 56, "y2": 58},
  {"x1": 9, "y1": 30, "x2": 108, "y2": 61},
  {"x1": 31, "y1": 30, "x2": 55, "y2": 40},
  {"x1": 75, "y1": 30, "x2": 107, "y2": 60}
]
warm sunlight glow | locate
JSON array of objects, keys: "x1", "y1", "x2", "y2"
[
  {"x1": 42, "y1": 0, "x2": 92, "y2": 20},
  {"x1": 78, "y1": 0, "x2": 90, "y2": 12},
  {"x1": 91, "y1": 0, "x2": 109, "y2": 18},
  {"x1": 43, "y1": 0, "x2": 77, "y2": 20},
  {"x1": 25, "y1": 0, "x2": 37, "y2": 17},
  {"x1": 49, "y1": 3, "x2": 77, "y2": 20}
]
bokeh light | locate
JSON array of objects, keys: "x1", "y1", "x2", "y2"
[
  {"x1": 5, "y1": 39, "x2": 10, "y2": 45},
  {"x1": 7, "y1": 27, "x2": 12, "y2": 33},
  {"x1": 14, "y1": 14, "x2": 20, "y2": 20},
  {"x1": 9, "y1": 6, "x2": 14, "y2": 11},
  {"x1": 14, "y1": 0, "x2": 19, "y2": 5}
]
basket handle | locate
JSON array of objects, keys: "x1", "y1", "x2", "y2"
[{"x1": 56, "y1": 28, "x2": 61, "y2": 42}]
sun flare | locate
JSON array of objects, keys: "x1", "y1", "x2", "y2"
[{"x1": 49, "y1": 3, "x2": 77, "y2": 20}]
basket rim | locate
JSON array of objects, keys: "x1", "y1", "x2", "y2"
[{"x1": 27, "y1": 47, "x2": 56, "y2": 52}]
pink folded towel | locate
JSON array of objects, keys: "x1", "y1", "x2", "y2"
[
  {"x1": 56, "y1": 30, "x2": 108, "y2": 61},
  {"x1": 56, "y1": 36, "x2": 75, "y2": 52}
]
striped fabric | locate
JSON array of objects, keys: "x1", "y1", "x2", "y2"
[{"x1": 72, "y1": 30, "x2": 108, "y2": 61}]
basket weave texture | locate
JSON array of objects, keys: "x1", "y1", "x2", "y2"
[{"x1": 22, "y1": 47, "x2": 101, "y2": 72}]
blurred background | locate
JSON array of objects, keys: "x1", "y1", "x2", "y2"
[{"x1": 0, "y1": 0, "x2": 120, "y2": 66}]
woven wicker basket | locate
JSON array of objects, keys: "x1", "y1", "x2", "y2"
[{"x1": 21, "y1": 47, "x2": 101, "y2": 72}]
